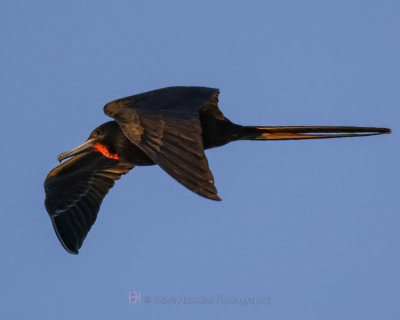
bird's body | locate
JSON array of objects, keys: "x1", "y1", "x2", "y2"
[{"x1": 44, "y1": 86, "x2": 391, "y2": 254}]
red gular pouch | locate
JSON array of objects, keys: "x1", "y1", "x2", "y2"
[{"x1": 93, "y1": 143, "x2": 120, "y2": 160}]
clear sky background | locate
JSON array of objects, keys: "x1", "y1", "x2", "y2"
[{"x1": 1, "y1": 0, "x2": 398, "y2": 319}]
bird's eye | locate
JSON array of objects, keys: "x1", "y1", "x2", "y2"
[{"x1": 94, "y1": 130, "x2": 100, "y2": 136}]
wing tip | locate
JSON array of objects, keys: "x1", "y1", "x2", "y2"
[
  {"x1": 199, "y1": 190, "x2": 221, "y2": 201},
  {"x1": 64, "y1": 246, "x2": 79, "y2": 255},
  {"x1": 51, "y1": 217, "x2": 81, "y2": 255},
  {"x1": 211, "y1": 194, "x2": 222, "y2": 201}
]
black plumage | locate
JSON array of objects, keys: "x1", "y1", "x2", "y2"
[{"x1": 44, "y1": 86, "x2": 391, "y2": 254}]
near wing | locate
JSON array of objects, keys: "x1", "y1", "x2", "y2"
[
  {"x1": 44, "y1": 152, "x2": 134, "y2": 254},
  {"x1": 104, "y1": 86, "x2": 221, "y2": 201}
]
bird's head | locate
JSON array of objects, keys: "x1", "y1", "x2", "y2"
[{"x1": 57, "y1": 121, "x2": 121, "y2": 163}]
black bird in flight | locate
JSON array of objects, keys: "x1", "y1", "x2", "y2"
[{"x1": 44, "y1": 86, "x2": 391, "y2": 254}]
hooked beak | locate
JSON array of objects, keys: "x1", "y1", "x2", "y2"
[{"x1": 57, "y1": 138, "x2": 96, "y2": 163}]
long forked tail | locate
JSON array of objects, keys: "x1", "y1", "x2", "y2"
[{"x1": 240, "y1": 126, "x2": 391, "y2": 140}]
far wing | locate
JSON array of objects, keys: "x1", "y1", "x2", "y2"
[
  {"x1": 104, "y1": 86, "x2": 221, "y2": 200},
  {"x1": 44, "y1": 152, "x2": 134, "y2": 254}
]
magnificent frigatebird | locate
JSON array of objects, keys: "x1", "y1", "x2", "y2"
[{"x1": 44, "y1": 86, "x2": 391, "y2": 254}]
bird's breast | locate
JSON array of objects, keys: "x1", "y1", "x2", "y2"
[{"x1": 117, "y1": 139, "x2": 154, "y2": 166}]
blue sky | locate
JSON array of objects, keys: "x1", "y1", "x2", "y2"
[{"x1": 1, "y1": 0, "x2": 399, "y2": 319}]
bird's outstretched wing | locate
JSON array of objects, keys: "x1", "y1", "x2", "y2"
[
  {"x1": 44, "y1": 152, "x2": 134, "y2": 254},
  {"x1": 104, "y1": 86, "x2": 221, "y2": 200}
]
